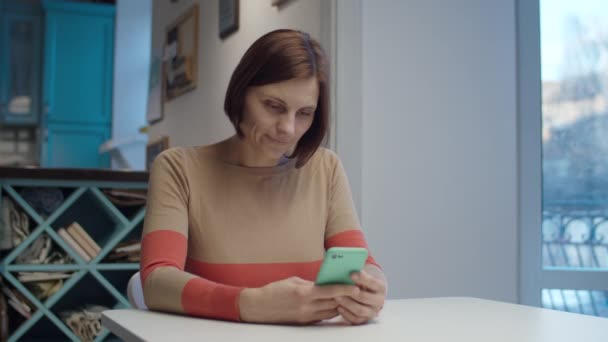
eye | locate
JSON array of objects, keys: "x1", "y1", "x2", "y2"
[
  {"x1": 265, "y1": 101, "x2": 284, "y2": 113},
  {"x1": 298, "y1": 111, "x2": 313, "y2": 117}
]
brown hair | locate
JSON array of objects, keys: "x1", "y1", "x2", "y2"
[{"x1": 224, "y1": 29, "x2": 329, "y2": 168}]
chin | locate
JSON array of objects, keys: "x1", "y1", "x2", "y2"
[{"x1": 263, "y1": 145, "x2": 288, "y2": 159}]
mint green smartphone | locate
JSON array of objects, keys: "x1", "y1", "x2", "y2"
[{"x1": 315, "y1": 247, "x2": 368, "y2": 285}]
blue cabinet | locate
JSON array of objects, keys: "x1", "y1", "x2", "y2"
[
  {"x1": 1, "y1": 0, "x2": 115, "y2": 168},
  {"x1": 42, "y1": 123, "x2": 111, "y2": 168},
  {"x1": 40, "y1": 0, "x2": 115, "y2": 168},
  {"x1": 0, "y1": 2, "x2": 42, "y2": 125}
]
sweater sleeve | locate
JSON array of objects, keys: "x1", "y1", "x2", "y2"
[
  {"x1": 140, "y1": 148, "x2": 245, "y2": 321},
  {"x1": 324, "y1": 151, "x2": 381, "y2": 268}
]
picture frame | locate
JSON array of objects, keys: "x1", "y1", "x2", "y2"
[
  {"x1": 163, "y1": 4, "x2": 199, "y2": 102},
  {"x1": 271, "y1": 0, "x2": 289, "y2": 6},
  {"x1": 146, "y1": 136, "x2": 170, "y2": 171},
  {"x1": 146, "y1": 48, "x2": 163, "y2": 124},
  {"x1": 219, "y1": 0, "x2": 239, "y2": 39}
]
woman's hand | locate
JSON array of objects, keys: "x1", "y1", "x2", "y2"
[
  {"x1": 335, "y1": 269, "x2": 387, "y2": 325},
  {"x1": 238, "y1": 276, "x2": 359, "y2": 325}
]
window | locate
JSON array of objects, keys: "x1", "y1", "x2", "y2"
[{"x1": 520, "y1": 0, "x2": 608, "y2": 317}]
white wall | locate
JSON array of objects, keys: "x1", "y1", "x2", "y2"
[
  {"x1": 350, "y1": 0, "x2": 518, "y2": 302},
  {"x1": 111, "y1": 0, "x2": 151, "y2": 170},
  {"x1": 148, "y1": 0, "x2": 324, "y2": 148}
]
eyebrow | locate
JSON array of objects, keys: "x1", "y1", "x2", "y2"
[{"x1": 263, "y1": 95, "x2": 316, "y2": 110}]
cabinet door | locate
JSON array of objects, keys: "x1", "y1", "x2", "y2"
[
  {"x1": 42, "y1": 123, "x2": 110, "y2": 168},
  {"x1": 0, "y1": 11, "x2": 41, "y2": 125},
  {"x1": 42, "y1": 9, "x2": 114, "y2": 125}
]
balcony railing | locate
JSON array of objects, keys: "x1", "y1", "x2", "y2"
[{"x1": 541, "y1": 204, "x2": 608, "y2": 317}]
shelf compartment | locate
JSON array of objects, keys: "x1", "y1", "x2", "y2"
[
  {"x1": 93, "y1": 270, "x2": 135, "y2": 308},
  {"x1": 2, "y1": 187, "x2": 86, "y2": 265},
  {"x1": 2, "y1": 271, "x2": 80, "y2": 341},
  {"x1": 0, "y1": 192, "x2": 47, "y2": 264},
  {"x1": 6, "y1": 269, "x2": 85, "y2": 314},
  {"x1": 1, "y1": 279, "x2": 40, "y2": 341},
  {"x1": 8, "y1": 185, "x2": 77, "y2": 221},
  {"x1": 98, "y1": 187, "x2": 147, "y2": 221},
  {"x1": 94, "y1": 209, "x2": 145, "y2": 263},
  {"x1": 12, "y1": 316, "x2": 70, "y2": 342},
  {"x1": 101, "y1": 220, "x2": 142, "y2": 264},
  {"x1": 49, "y1": 272, "x2": 121, "y2": 342},
  {"x1": 47, "y1": 188, "x2": 129, "y2": 263},
  {"x1": 1, "y1": 185, "x2": 45, "y2": 225},
  {"x1": 9, "y1": 232, "x2": 74, "y2": 266},
  {"x1": 5, "y1": 309, "x2": 44, "y2": 342}
]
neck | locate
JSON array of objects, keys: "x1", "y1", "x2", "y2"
[{"x1": 224, "y1": 135, "x2": 281, "y2": 167}]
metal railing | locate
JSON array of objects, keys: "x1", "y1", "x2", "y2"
[{"x1": 541, "y1": 204, "x2": 608, "y2": 317}]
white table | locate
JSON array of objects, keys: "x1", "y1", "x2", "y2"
[{"x1": 101, "y1": 297, "x2": 608, "y2": 341}]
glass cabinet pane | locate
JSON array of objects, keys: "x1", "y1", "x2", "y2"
[{"x1": 8, "y1": 18, "x2": 34, "y2": 115}]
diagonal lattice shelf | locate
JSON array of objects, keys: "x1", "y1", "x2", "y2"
[{"x1": 1, "y1": 177, "x2": 147, "y2": 341}]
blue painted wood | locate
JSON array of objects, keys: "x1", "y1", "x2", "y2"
[
  {"x1": 0, "y1": 177, "x2": 146, "y2": 341},
  {"x1": 42, "y1": 4, "x2": 114, "y2": 126},
  {"x1": 0, "y1": 1, "x2": 43, "y2": 14},
  {"x1": 2, "y1": 178, "x2": 148, "y2": 189},
  {"x1": 39, "y1": 0, "x2": 115, "y2": 169},
  {"x1": 0, "y1": 9, "x2": 41, "y2": 125},
  {"x1": 96, "y1": 263, "x2": 140, "y2": 271},
  {"x1": 43, "y1": 122, "x2": 111, "y2": 168},
  {"x1": 41, "y1": 0, "x2": 115, "y2": 17},
  {"x1": 6, "y1": 264, "x2": 80, "y2": 272}
]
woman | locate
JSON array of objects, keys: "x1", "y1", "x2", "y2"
[{"x1": 140, "y1": 29, "x2": 387, "y2": 325}]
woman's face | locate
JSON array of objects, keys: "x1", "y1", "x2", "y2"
[{"x1": 240, "y1": 76, "x2": 318, "y2": 162}]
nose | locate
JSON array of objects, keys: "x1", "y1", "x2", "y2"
[{"x1": 277, "y1": 113, "x2": 296, "y2": 137}]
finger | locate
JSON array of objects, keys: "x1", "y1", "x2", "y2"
[
  {"x1": 312, "y1": 284, "x2": 359, "y2": 300},
  {"x1": 338, "y1": 306, "x2": 368, "y2": 325},
  {"x1": 289, "y1": 276, "x2": 311, "y2": 284},
  {"x1": 351, "y1": 270, "x2": 386, "y2": 294},
  {"x1": 351, "y1": 289, "x2": 383, "y2": 310},
  {"x1": 312, "y1": 308, "x2": 340, "y2": 322},
  {"x1": 312, "y1": 299, "x2": 339, "y2": 311},
  {"x1": 335, "y1": 296, "x2": 376, "y2": 319}
]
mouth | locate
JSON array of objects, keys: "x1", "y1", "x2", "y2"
[{"x1": 266, "y1": 135, "x2": 290, "y2": 145}]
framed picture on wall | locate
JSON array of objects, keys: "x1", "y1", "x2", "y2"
[
  {"x1": 271, "y1": 0, "x2": 289, "y2": 6},
  {"x1": 146, "y1": 48, "x2": 163, "y2": 124},
  {"x1": 146, "y1": 136, "x2": 170, "y2": 171},
  {"x1": 163, "y1": 4, "x2": 199, "y2": 102},
  {"x1": 219, "y1": 0, "x2": 239, "y2": 39}
]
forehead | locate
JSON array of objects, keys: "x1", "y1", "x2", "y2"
[{"x1": 252, "y1": 77, "x2": 319, "y2": 107}]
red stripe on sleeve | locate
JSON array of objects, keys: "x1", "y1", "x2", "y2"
[
  {"x1": 140, "y1": 230, "x2": 187, "y2": 284},
  {"x1": 181, "y1": 278, "x2": 244, "y2": 321},
  {"x1": 325, "y1": 229, "x2": 382, "y2": 269}
]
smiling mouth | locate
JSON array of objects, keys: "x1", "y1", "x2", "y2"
[{"x1": 267, "y1": 136, "x2": 290, "y2": 144}]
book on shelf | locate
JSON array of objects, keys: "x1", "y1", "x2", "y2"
[
  {"x1": 106, "y1": 239, "x2": 140, "y2": 262},
  {"x1": 114, "y1": 242, "x2": 140, "y2": 253},
  {"x1": 106, "y1": 189, "x2": 147, "y2": 200},
  {"x1": 7, "y1": 297, "x2": 31, "y2": 319},
  {"x1": 57, "y1": 228, "x2": 91, "y2": 262},
  {"x1": 1, "y1": 290, "x2": 7, "y2": 342},
  {"x1": 103, "y1": 189, "x2": 147, "y2": 206},
  {"x1": 17, "y1": 272, "x2": 72, "y2": 283},
  {"x1": 66, "y1": 223, "x2": 97, "y2": 259},
  {"x1": 1, "y1": 283, "x2": 33, "y2": 319},
  {"x1": 69, "y1": 222, "x2": 101, "y2": 254}
]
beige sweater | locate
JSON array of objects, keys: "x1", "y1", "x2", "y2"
[{"x1": 140, "y1": 146, "x2": 379, "y2": 321}]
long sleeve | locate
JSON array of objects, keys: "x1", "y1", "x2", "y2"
[
  {"x1": 140, "y1": 148, "x2": 245, "y2": 321},
  {"x1": 324, "y1": 152, "x2": 381, "y2": 268}
]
